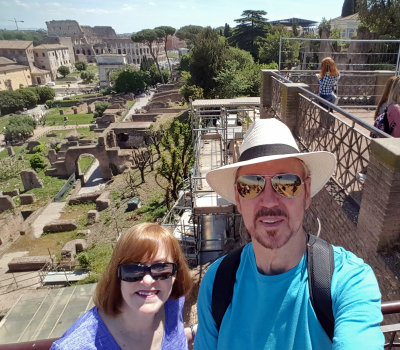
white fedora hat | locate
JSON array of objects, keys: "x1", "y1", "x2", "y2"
[{"x1": 206, "y1": 118, "x2": 336, "y2": 204}]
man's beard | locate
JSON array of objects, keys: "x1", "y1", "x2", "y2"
[{"x1": 251, "y1": 207, "x2": 293, "y2": 250}]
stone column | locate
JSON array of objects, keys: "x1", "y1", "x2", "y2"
[
  {"x1": 280, "y1": 82, "x2": 309, "y2": 136},
  {"x1": 260, "y1": 69, "x2": 278, "y2": 118},
  {"x1": 357, "y1": 138, "x2": 400, "y2": 252}
]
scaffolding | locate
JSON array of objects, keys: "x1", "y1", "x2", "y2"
[{"x1": 162, "y1": 97, "x2": 260, "y2": 265}]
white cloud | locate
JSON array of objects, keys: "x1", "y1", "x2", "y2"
[
  {"x1": 179, "y1": 4, "x2": 185, "y2": 8},
  {"x1": 149, "y1": 2, "x2": 156, "y2": 6},
  {"x1": 14, "y1": 0, "x2": 30, "y2": 8}
]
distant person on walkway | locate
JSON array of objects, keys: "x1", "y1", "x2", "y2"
[
  {"x1": 317, "y1": 57, "x2": 340, "y2": 112},
  {"x1": 51, "y1": 222, "x2": 193, "y2": 350},
  {"x1": 386, "y1": 76, "x2": 400, "y2": 137},
  {"x1": 195, "y1": 119, "x2": 383, "y2": 349},
  {"x1": 375, "y1": 75, "x2": 396, "y2": 120}
]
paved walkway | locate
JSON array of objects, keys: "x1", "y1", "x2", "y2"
[
  {"x1": 31, "y1": 202, "x2": 66, "y2": 238},
  {"x1": 123, "y1": 91, "x2": 154, "y2": 121}
]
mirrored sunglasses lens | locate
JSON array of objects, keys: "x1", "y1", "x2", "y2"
[
  {"x1": 236, "y1": 175, "x2": 265, "y2": 199},
  {"x1": 271, "y1": 174, "x2": 302, "y2": 198}
]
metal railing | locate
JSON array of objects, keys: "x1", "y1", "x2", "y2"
[{"x1": 269, "y1": 70, "x2": 390, "y2": 210}]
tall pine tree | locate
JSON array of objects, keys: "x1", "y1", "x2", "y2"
[{"x1": 341, "y1": 0, "x2": 357, "y2": 17}]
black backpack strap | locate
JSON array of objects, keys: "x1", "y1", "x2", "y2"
[
  {"x1": 307, "y1": 234, "x2": 335, "y2": 341},
  {"x1": 211, "y1": 245, "x2": 245, "y2": 330}
]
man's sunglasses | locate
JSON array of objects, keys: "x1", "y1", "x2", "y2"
[
  {"x1": 117, "y1": 262, "x2": 177, "y2": 282},
  {"x1": 235, "y1": 174, "x2": 304, "y2": 199}
]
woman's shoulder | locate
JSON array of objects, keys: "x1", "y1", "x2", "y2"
[{"x1": 51, "y1": 307, "x2": 119, "y2": 350}]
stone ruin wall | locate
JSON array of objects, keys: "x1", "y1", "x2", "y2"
[{"x1": 46, "y1": 20, "x2": 84, "y2": 38}]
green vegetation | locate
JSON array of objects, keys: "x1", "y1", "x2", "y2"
[
  {"x1": 78, "y1": 155, "x2": 94, "y2": 174},
  {"x1": 94, "y1": 101, "x2": 110, "y2": 118},
  {"x1": 75, "y1": 61, "x2": 87, "y2": 71},
  {"x1": 0, "y1": 87, "x2": 55, "y2": 116},
  {"x1": 0, "y1": 29, "x2": 47, "y2": 45},
  {"x1": 4, "y1": 114, "x2": 36, "y2": 143},
  {"x1": 57, "y1": 65, "x2": 70, "y2": 78},
  {"x1": 44, "y1": 108, "x2": 94, "y2": 126}
]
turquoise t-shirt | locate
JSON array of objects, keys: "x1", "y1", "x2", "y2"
[{"x1": 195, "y1": 243, "x2": 384, "y2": 350}]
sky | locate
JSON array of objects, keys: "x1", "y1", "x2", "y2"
[{"x1": 0, "y1": 0, "x2": 345, "y2": 34}]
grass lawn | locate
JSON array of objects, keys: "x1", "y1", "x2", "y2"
[{"x1": 45, "y1": 107, "x2": 94, "y2": 126}]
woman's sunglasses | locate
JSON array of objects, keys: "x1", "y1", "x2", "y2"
[
  {"x1": 235, "y1": 174, "x2": 304, "y2": 199},
  {"x1": 117, "y1": 262, "x2": 177, "y2": 282}
]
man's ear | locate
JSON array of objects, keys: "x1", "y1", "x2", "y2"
[{"x1": 304, "y1": 177, "x2": 312, "y2": 210}]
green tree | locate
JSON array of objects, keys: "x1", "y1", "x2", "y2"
[
  {"x1": 358, "y1": 0, "x2": 400, "y2": 38},
  {"x1": 258, "y1": 26, "x2": 301, "y2": 69},
  {"x1": 18, "y1": 88, "x2": 39, "y2": 108},
  {"x1": 341, "y1": 0, "x2": 358, "y2": 17},
  {"x1": 318, "y1": 18, "x2": 332, "y2": 38},
  {"x1": 189, "y1": 27, "x2": 228, "y2": 97},
  {"x1": 229, "y1": 10, "x2": 270, "y2": 60},
  {"x1": 75, "y1": 61, "x2": 87, "y2": 71},
  {"x1": 178, "y1": 54, "x2": 191, "y2": 72},
  {"x1": 155, "y1": 26, "x2": 176, "y2": 74},
  {"x1": 140, "y1": 56, "x2": 155, "y2": 71},
  {"x1": 4, "y1": 114, "x2": 36, "y2": 143},
  {"x1": 131, "y1": 29, "x2": 165, "y2": 83},
  {"x1": 175, "y1": 25, "x2": 204, "y2": 46},
  {"x1": 0, "y1": 29, "x2": 46, "y2": 45},
  {"x1": 224, "y1": 23, "x2": 231, "y2": 38},
  {"x1": 57, "y1": 65, "x2": 70, "y2": 78},
  {"x1": 0, "y1": 90, "x2": 26, "y2": 115},
  {"x1": 179, "y1": 72, "x2": 204, "y2": 102},
  {"x1": 113, "y1": 66, "x2": 149, "y2": 93},
  {"x1": 148, "y1": 65, "x2": 169, "y2": 85},
  {"x1": 156, "y1": 119, "x2": 193, "y2": 207},
  {"x1": 35, "y1": 86, "x2": 55, "y2": 103},
  {"x1": 80, "y1": 70, "x2": 95, "y2": 83}
]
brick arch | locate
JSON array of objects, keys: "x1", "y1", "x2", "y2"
[{"x1": 64, "y1": 146, "x2": 112, "y2": 179}]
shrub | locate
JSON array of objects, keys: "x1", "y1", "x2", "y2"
[
  {"x1": 19, "y1": 88, "x2": 39, "y2": 108},
  {"x1": 80, "y1": 70, "x2": 95, "y2": 83},
  {"x1": 94, "y1": 101, "x2": 110, "y2": 118},
  {"x1": 77, "y1": 252, "x2": 90, "y2": 269},
  {"x1": 30, "y1": 153, "x2": 46, "y2": 170},
  {"x1": 75, "y1": 61, "x2": 87, "y2": 71},
  {"x1": 0, "y1": 157, "x2": 25, "y2": 181},
  {"x1": 4, "y1": 114, "x2": 36, "y2": 143},
  {"x1": 32, "y1": 144, "x2": 46, "y2": 154}
]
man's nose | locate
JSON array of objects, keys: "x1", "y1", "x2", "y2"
[{"x1": 258, "y1": 179, "x2": 281, "y2": 205}]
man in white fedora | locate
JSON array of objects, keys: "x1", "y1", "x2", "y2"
[{"x1": 194, "y1": 118, "x2": 383, "y2": 349}]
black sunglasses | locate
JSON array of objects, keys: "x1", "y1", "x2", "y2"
[
  {"x1": 235, "y1": 174, "x2": 304, "y2": 199},
  {"x1": 117, "y1": 262, "x2": 177, "y2": 282}
]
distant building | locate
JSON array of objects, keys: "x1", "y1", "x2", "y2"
[
  {"x1": 33, "y1": 44, "x2": 73, "y2": 81},
  {"x1": 268, "y1": 17, "x2": 318, "y2": 34},
  {"x1": 330, "y1": 13, "x2": 360, "y2": 38},
  {"x1": 0, "y1": 40, "x2": 35, "y2": 70},
  {"x1": 45, "y1": 19, "x2": 164, "y2": 65},
  {"x1": 0, "y1": 57, "x2": 31, "y2": 91},
  {"x1": 96, "y1": 54, "x2": 128, "y2": 88},
  {"x1": 166, "y1": 35, "x2": 186, "y2": 51}
]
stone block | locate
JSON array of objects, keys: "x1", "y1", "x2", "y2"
[
  {"x1": 68, "y1": 192, "x2": 101, "y2": 204},
  {"x1": 3, "y1": 189, "x2": 19, "y2": 197},
  {"x1": 0, "y1": 195, "x2": 15, "y2": 213},
  {"x1": 77, "y1": 229, "x2": 90, "y2": 236},
  {"x1": 96, "y1": 191, "x2": 110, "y2": 211},
  {"x1": 61, "y1": 239, "x2": 87, "y2": 259},
  {"x1": 6, "y1": 146, "x2": 14, "y2": 156},
  {"x1": 20, "y1": 170, "x2": 43, "y2": 191},
  {"x1": 27, "y1": 140, "x2": 40, "y2": 152},
  {"x1": 87, "y1": 210, "x2": 99, "y2": 225},
  {"x1": 8, "y1": 255, "x2": 55, "y2": 272},
  {"x1": 43, "y1": 220, "x2": 78, "y2": 233},
  {"x1": 126, "y1": 197, "x2": 141, "y2": 212},
  {"x1": 48, "y1": 149, "x2": 57, "y2": 164},
  {"x1": 20, "y1": 194, "x2": 35, "y2": 205}
]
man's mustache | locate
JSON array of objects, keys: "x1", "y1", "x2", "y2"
[{"x1": 255, "y1": 207, "x2": 287, "y2": 219}]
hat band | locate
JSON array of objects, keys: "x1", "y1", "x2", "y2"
[{"x1": 239, "y1": 144, "x2": 299, "y2": 162}]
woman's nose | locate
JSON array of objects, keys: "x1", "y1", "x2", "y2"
[{"x1": 141, "y1": 273, "x2": 156, "y2": 285}]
